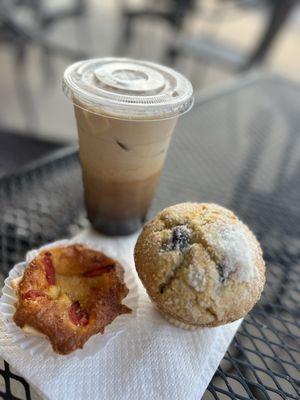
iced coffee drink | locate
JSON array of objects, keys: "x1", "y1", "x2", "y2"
[{"x1": 63, "y1": 58, "x2": 193, "y2": 235}]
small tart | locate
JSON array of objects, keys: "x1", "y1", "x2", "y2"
[{"x1": 13, "y1": 244, "x2": 131, "y2": 354}]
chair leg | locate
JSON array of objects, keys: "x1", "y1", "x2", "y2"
[
  {"x1": 114, "y1": 11, "x2": 133, "y2": 56},
  {"x1": 165, "y1": 46, "x2": 179, "y2": 66},
  {"x1": 240, "y1": 0, "x2": 297, "y2": 71},
  {"x1": 13, "y1": 46, "x2": 38, "y2": 132}
]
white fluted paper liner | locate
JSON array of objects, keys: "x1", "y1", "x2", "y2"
[{"x1": 0, "y1": 233, "x2": 139, "y2": 360}]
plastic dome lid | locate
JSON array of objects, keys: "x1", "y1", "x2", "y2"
[{"x1": 63, "y1": 57, "x2": 193, "y2": 119}]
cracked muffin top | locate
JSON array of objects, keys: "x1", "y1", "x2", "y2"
[
  {"x1": 134, "y1": 203, "x2": 265, "y2": 328},
  {"x1": 13, "y1": 244, "x2": 131, "y2": 354}
]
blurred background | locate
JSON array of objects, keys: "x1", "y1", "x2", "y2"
[{"x1": 0, "y1": 0, "x2": 299, "y2": 175}]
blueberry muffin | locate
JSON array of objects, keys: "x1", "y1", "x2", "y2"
[
  {"x1": 13, "y1": 244, "x2": 131, "y2": 354},
  {"x1": 134, "y1": 203, "x2": 265, "y2": 329}
]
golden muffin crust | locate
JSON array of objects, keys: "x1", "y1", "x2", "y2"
[
  {"x1": 13, "y1": 244, "x2": 131, "y2": 354},
  {"x1": 134, "y1": 203, "x2": 265, "y2": 328}
]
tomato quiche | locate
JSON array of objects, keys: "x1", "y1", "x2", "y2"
[{"x1": 13, "y1": 244, "x2": 131, "y2": 354}]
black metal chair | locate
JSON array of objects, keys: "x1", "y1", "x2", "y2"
[
  {"x1": 167, "y1": 0, "x2": 298, "y2": 72},
  {"x1": 117, "y1": 0, "x2": 297, "y2": 74},
  {"x1": 0, "y1": 0, "x2": 89, "y2": 130}
]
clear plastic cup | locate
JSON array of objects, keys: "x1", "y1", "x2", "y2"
[{"x1": 63, "y1": 58, "x2": 193, "y2": 235}]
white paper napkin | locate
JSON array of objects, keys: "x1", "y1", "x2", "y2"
[{"x1": 0, "y1": 229, "x2": 242, "y2": 400}]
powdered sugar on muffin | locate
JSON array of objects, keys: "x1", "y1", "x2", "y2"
[
  {"x1": 187, "y1": 263, "x2": 206, "y2": 292},
  {"x1": 203, "y1": 222, "x2": 259, "y2": 282}
]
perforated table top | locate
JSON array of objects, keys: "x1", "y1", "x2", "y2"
[{"x1": 0, "y1": 74, "x2": 299, "y2": 400}]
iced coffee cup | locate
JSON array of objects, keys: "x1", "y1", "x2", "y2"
[{"x1": 63, "y1": 58, "x2": 193, "y2": 235}]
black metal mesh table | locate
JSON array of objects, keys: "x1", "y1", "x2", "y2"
[{"x1": 0, "y1": 75, "x2": 299, "y2": 400}]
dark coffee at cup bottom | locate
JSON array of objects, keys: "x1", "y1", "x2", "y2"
[{"x1": 82, "y1": 171, "x2": 161, "y2": 235}]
